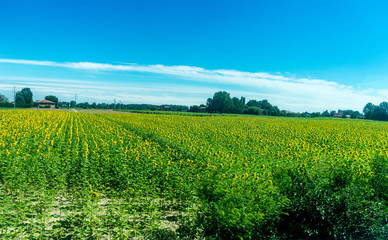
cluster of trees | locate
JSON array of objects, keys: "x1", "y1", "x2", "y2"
[
  {"x1": 45, "y1": 95, "x2": 59, "y2": 107},
  {"x1": 306, "y1": 109, "x2": 362, "y2": 119},
  {"x1": 189, "y1": 104, "x2": 207, "y2": 112},
  {"x1": 190, "y1": 91, "x2": 367, "y2": 119},
  {"x1": 0, "y1": 93, "x2": 13, "y2": 107},
  {"x1": 15, "y1": 88, "x2": 34, "y2": 108},
  {"x1": 190, "y1": 91, "x2": 285, "y2": 116},
  {"x1": 2, "y1": 87, "x2": 189, "y2": 111},
  {"x1": 0, "y1": 88, "x2": 59, "y2": 108},
  {"x1": 363, "y1": 102, "x2": 388, "y2": 121},
  {"x1": 0, "y1": 93, "x2": 8, "y2": 103},
  {"x1": 58, "y1": 101, "x2": 188, "y2": 111},
  {"x1": 0, "y1": 88, "x2": 35, "y2": 108}
]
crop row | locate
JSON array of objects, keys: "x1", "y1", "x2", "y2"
[{"x1": 0, "y1": 110, "x2": 387, "y2": 239}]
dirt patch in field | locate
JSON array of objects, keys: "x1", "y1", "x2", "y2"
[
  {"x1": 77, "y1": 109, "x2": 133, "y2": 114},
  {"x1": 24, "y1": 108, "x2": 133, "y2": 114},
  {"x1": 27, "y1": 108, "x2": 77, "y2": 112}
]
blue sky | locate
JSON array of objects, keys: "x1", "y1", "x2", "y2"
[{"x1": 1, "y1": 0, "x2": 388, "y2": 112}]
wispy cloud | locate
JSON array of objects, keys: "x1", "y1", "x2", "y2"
[{"x1": 0, "y1": 58, "x2": 386, "y2": 112}]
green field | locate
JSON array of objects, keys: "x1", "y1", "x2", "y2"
[{"x1": 0, "y1": 110, "x2": 387, "y2": 239}]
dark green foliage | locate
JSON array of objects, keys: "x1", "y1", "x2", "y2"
[
  {"x1": 15, "y1": 92, "x2": 26, "y2": 106},
  {"x1": 206, "y1": 91, "x2": 233, "y2": 114},
  {"x1": 0, "y1": 94, "x2": 13, "y2": 108},
  {"x1": 310, "y1": 112, "x2": 321, "y2": 117},
  {"x1": 363, "y1": 102, "x2": 388, "y2": 121},
  {"x1": 146, "y1": 228, "x2": 177, "y2": 239},
  {"x1": 178, "y1": 155, "x2": 388, "y2": 239},
  {"x1": 205, "y1": 91, "x2": 285, "y2": 116},
  {"x1": 0, "y1": 93, "x2": 8, "y2": 103},
  {"x1": 0, "y1": 102, "x2": 13, "y2": 108},
  {"x1": 231, "y1": 97, "x2": 245, "y2": 114},
  {"x1": 322, "y1": 110, "x2": 331, "y2": 117},
  {"x1": 246, "y1": 99, "x2": 261, "y2": 108},
  {"x1": 244, "y1": 106, "x2": 262, "y2": 115},
  {"x1": 20, "y1": 88, "x2": 33, "y2": 107},
  {"x1": 15, "y1": 88, "x2": 33, "y2": 107},
  {"x1": 273, "y1": 157, "x2": 388, "y2": 239},
  {"x1": 189, "y1": 105, "x2": 200, "y2": 112},
  {"x1": 45, "y1": 95, "x2": 59, "y2": 106},
  {"x1": 338, "y1": 109, "x2": 362, "y2": 119},
  {"x1": 370, "y1": 156, "x2": 388, "y2": 200}
]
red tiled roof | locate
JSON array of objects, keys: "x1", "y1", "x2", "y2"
[{"x1": 35, "y1": 99, "x2": 55, "y2": 104}]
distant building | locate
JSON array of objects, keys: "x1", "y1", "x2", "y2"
[
  {"x1": 199, "y1": 106, "x2": 207, "y2": 112},
  {"x1": 34, "y1": 99, "x2": 56, "y2": 109},
  {"x1": 333, "y1": 112, "x2": 343, "y2": 118},
  {"x1": 158, "y1": 105, "x2": 172, "y2": 111}
]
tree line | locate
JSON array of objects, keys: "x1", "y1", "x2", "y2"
[
  {"x1": 363, "y1": 102, "x2": 388, "y2": 121},
  {"x1": 193, "y1": 91, "x2": 284, "y2": 116},
  {"x1": 0, "y1": 93, "x2": 12, "y2": 107},
  {"x1": 189, "y1": 91, "x2": 370, "y2": 119},
  {"x1": 0, "y1": 88, "x2": 60, "y2": 108},
  {"x1": 59, "y1": 102, "x2": 188, "y2": 111},
  {"x1": 0, "y1": 88, "x2": 188, "y2": 111},
  {"x1": 1, "y1": 88, "x2": 387, "y2": 121},
  {"x1": 0, "y1": 88, "x2": 34, "y2": 108}
]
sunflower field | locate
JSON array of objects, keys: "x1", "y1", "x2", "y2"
[{"x1": 0, "y1": 110, "x2": 387, "y2": 239}]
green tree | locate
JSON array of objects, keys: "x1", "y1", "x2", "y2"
[
  {"x1": 246, "y1": 99, "x2": 260, "y2": 108},
  {"x1": 310, "y1": 112, "x2": 321, "y2": 118},
  {"x1": 363, "y1": 102, "x2": 377, "y2": 119},
  {"x1": 189, "y1": 105, "x2": 200, "y2": 112},
  {"x1": 246, "y1": 99, "x2": 278, "y2": 115},
  {"x1": 280, "y1": 110, "x2": 288, "y2": 116},
  {"x1": 322, "y1": 110, "x2": 331, "y2": 117},
  {"x1": 15, "y1": 88, "x2": 33, "y2": 107},
  {"x1": 244, "y1": 106, "x2": 261, "y2": 115},
  {"x1": 0, "y1": 93, "x2": 8, "y2": 103},
  {"x1": 0, "y1": 93, "x2": 12, "y2": 107},
  {"x1": 362, "y1": 102, "x2": 388, "y2": 121},
  {"x1": 45, "y1": 95, "x2": 59, "y2": 107},
  {"x1": 59, "y1": 101, "x2": 70, "y2": 108},
  {"x1": 20, "y1": 88, "x2": 33, "y2": 107},
  {"x1": 231, "y1": 97, "x2": 245, "y2": 114},
  {"x1": 206, "y1": 91, "x2": 233, "y2": 114},
  {"x1": 260, "y1": 99, "x2": 272, "y2": 110},
  {"x1": 379, "y1": 102, "x2": 388, "y2": 121},
  {"x1": 15, "y1": 92, "x2": 26, "y2": 107},
  {"x1": 268, "y1": 105, "x2": 281, "y2": 116}
]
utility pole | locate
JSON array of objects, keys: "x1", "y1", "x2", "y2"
[{"x1": 113, "y1": 98, "x2": 116, "y2": 111}]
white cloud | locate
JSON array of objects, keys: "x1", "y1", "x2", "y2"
[
  {"x1": 0, "y1": 58, "x2": 387, "y2": 112},
  {"x1": 0, "y1": 75, "x2": 216, "y2": 106}
]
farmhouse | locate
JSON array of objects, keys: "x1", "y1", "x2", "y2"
[
  {"x1": 34, "y1": 99, "x2": 56, "y2": 109},
  {"x1": 158, "y1": 105, "x2": 171, "y2": 111}
]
